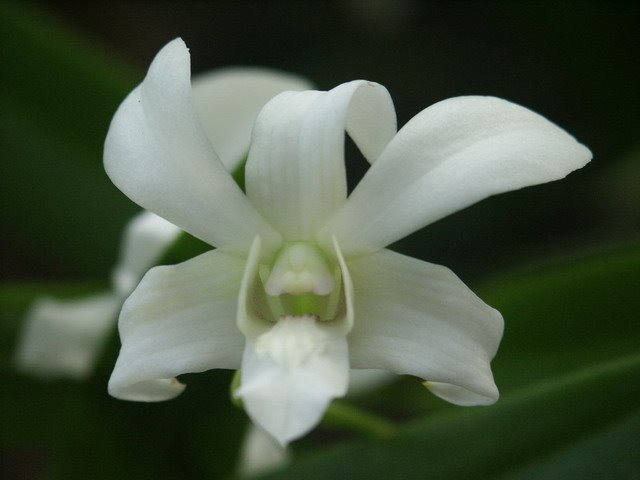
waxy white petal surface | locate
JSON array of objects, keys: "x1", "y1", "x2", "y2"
[
  {"x1": 109, "y1": 249, "x2": 246, "y2": 401},
  {"x1": 104, "y1": 38, "x2": 280, "y2": 254},
  {"x1": 320, "y1": 96, "x2": 592, "y2": 255},
  {"x1": 237, "y1": 316, "x2": 350, "y2": 446},
  {"x1": 347, "y1": 248, "x2": 502, "y2": 404},
  {"x1": 246, "y1": 80, "x2": 396, "y2": 239}
]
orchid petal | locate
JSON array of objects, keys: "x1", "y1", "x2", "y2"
[
  {"x1": 320, "y1": 96, "x2": 592, "y2": 254},
  {"x1": 237, "y1": 315, "x2": 349, "y2": 445},
  {"x1": 104, "y1": 38, "x2": 280, "y2": 254},
  {"x1": 331, "y1": 235, "x2": 354, "y2": 334},
  {"x1": 347, "y1": 248, "x2": 503, "y2": 405},
  {"x1": 108, "y1": 249, "x2": 246, "y2": 401},
  {"x1": 15, "y1": 294, "x2": 120, "y2": 379},
  {"x1": 423, "y1": 381, "x2": 497, "y2": 406},
  {"x1": 111, "y1": 211, "x2": 182, "y2": 297},
  {"x1": 237, "y1": 424, "x2": 290, "y2": 477},
  {"x1": 246, "y1": 80, "x2": 396, "y2": 239},
  {"x1": 192, "y1": 68, "x2": 312, "y2": 173},
  {"x1": 237, "y1": 236, "x2": 275, "y2": 339}
]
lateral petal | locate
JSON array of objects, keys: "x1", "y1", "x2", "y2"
[
  {"x1": 104, "y1": 38, "x2": 280, "y2": 254},
  {"x1": 320, "y1": 96, "x2": 591, "y2": 254},
  {"x1": 15, "y1": 293, "x2": 120, "y2": 379},
  {"x1": 108, "y1": 249, "x2": 246, "y2": 401},
  {"x1": 192, "y1": 68, "x2": 312, "y2": 172},
  {"x1": 245, "y1": 80, "x2": 396, "y2": 240},
  {"x1": 347, "y1": 249, "x2": 503, "y2": 405}
]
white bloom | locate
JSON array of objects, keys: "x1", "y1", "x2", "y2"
[
  {"x1": 15, "y1": 211, "x2": 180, "y2": 379},
  {"x1": 104, "y1": 38, "x2": 591, "y2": 445}
]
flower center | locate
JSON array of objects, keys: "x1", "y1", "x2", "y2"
[
  {"x1": 265, "y1": 242, "x2": 334, "y2": 296},
  {"x1": 262, "y1": 242, "x2": 340, "y2": 320}
]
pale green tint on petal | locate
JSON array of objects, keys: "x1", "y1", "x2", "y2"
[
  {"x1": 15, "y1": 293, "x2": 120, "y2": 379},
  {"x1": 108, "y1": 249, "x2": 246, "y2": 401},
  {"x1": 237, "y1": 236, "x2": 276, "y2": 339},
  {"x1": 320, "y1": 96, "x2": 592, "y2": 255},
  {"x1": 246, "y1": 80, "x2": 396, "y2": 240},
  {"x1": 192, "y1": 68, "x2": 312, "y2": 173},
  {"x1": 111, "y1": 211, "x2": 181, "y2": 297},
  {"x1": 347, "y1": 248, "x2": 502, "y2": 405},
  {"x1": 237, "y1": 315, "x2": 350, "y2": 445},
  {"x1": 238, "y1": 424, "x2": 290, "y2": 477},
  {"x1": 237, "y1": 236, "x2": 354, "y2": 340},
  {"x1": 331, "y1": 235, "x2": 354, "y2": 334},
  {"x1": 104, "y1": 38, "x2": 280, "y2": 254}
]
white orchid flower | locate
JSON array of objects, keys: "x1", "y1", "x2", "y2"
[
  {"x1": 15, "y1": 211, "x2": 180, "y2": 379},
  {"x1": 104, "y1": 38, "x2": 591, "y2": 445}
]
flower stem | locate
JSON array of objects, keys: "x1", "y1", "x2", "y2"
[{"x1": 322, "y1": 401, "x2": 396, "y2": 440}]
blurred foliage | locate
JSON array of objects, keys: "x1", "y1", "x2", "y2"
[{"x1": 1, "y1": 1, "x2": 639, "y2": 479}]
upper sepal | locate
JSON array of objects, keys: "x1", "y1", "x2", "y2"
[{"x1": 104, "y1": 38, "x2": 281, "y2": 254}]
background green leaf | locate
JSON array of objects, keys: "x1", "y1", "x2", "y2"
[
  {"x1": 0, "y1": 1, "x2": 139, "y2": 278},
  {"x1": 483, "y1": 245, "x2": 640, "y2": 392}
]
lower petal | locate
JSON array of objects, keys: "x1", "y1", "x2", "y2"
[
  {"x1": 108, "y1": 250, "x2": 246, "y2": 401},
  {"x1": 237, "y1": 315, "x2": 349, "y2": 445},
  {"x1": 347, "y1": 249, "x2": 503, "y2": 405}
]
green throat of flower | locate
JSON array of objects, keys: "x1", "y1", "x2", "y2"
[{"x1": 262, "y1": 242, "x2": 341, "y2": 321}]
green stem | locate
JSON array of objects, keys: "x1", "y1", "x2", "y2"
[{"x1": 322, "y1": 401, "x2": 397, "y2": 440}]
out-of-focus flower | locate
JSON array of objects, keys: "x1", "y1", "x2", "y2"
[
  {"x1": 238, "y1": 424, "x2": 290, "y2": 478},
  {"x1": 104, "y1": 38, "x2": 591, "y2": 445},
  {"x1": 15, "y1": 211, "x2": 180, "y2": 379}
]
